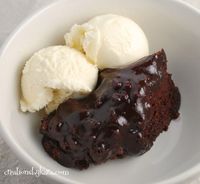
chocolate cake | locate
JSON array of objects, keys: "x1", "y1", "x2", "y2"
[{"x1": 40, "y1": 49, "x2": 181, "y2": 170}]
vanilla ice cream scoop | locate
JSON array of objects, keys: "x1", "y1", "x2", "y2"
[
  {"x1": 65, "y1": 14, "x2": 149, "y2": 69},
  {"x1": 20, "y1": 46, "x2": 98, "y2": 113}
]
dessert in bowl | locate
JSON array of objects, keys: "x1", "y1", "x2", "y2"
[{"x1": 0, "y1": 0, "x2": 200, "y2": 184}]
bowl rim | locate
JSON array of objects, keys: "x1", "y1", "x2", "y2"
[{"x1": 0, "y1": 0, "x2": 200, "y2": 183}]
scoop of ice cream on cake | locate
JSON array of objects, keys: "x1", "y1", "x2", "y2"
[
  {"x1": 20, "y1": 46, "x2": 98, "y2": 114},
  {"x1": 65, "y1": 14, "x2": 149, "y2": 69}
]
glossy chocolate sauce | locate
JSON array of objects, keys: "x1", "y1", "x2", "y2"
[{"x1": 40, "y1": 50, "x2": 181, "y2": 169}]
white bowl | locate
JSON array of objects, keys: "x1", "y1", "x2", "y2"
[{"x1": 0, "y1": 0, "x2": 200, "y2": 183}]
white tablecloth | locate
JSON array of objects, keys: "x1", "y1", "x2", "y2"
[{"x1": 0, "y1": 0, "x2": 200, "y2": 183}]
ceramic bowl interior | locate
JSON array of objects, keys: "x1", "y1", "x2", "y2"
[{"x1": 0, "y1": 0, "x2": 200, "y2": 184}]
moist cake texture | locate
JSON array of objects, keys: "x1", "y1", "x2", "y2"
[{"x1": 40, "y1": 50, "x2": 181, "y2": 169}]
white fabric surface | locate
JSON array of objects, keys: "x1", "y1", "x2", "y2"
[{"x1": 0, "y1": 0, "x2": 200, "y2": 183}]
